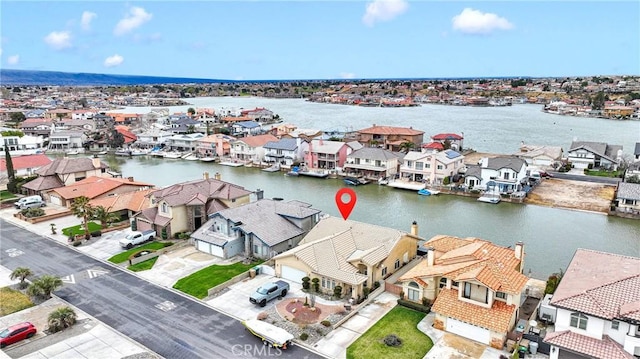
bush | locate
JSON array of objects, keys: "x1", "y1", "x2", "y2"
[
  {"x1": 321, "y1": 320, "x2": 331, "y2": 327},
  {"x1": 373, "y1": 281, "x2": 381, "y2": 289},
  {"x1": 363, "y1": 287, "x2": 370, "y2": 299},
  {"x1": 21, "y1": 207, "x2": 45, "y2": 218},
  {"x1": 301, "y1": 277, "x2": 310, "y2": 290},
  {"x1": 399, "y1": 291, "x2": 405, "y2": 300},
  {"x1": 90, "y1": 231, "x2": 102, "y2": 237},
  {"x1": 72, "y1": 241, "x2": 82, "y2": 247},
  {"x1": 397, "y1": 299, "x2": 431, "y2": 313},
  {"x1": 333, "y1": 285, "x2": 342, "y2": 298},
  {"x1": 421, "y1": 297, "x2": 430, "y2": 307},
  {"x1": 443, "y1": 176, "x2": 450, "y2": 185},
  {"x1": 383, "y1": 334, "x2": 402, "y2": 347},
  {"x1": 311, "y1": 278, "x2": 320, "y2": 292},
  {"x1": 300, "y1": 332, "x2": 308, "y2": 341}
]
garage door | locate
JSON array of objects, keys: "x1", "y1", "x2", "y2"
[
  {"x1": 196, "y1": 240, "x2": 224, "y2": 258},
  {"x1": 558, "y1": 349, "x2": 588, "y2": 359},
  {"x1": 446, "y1": 318, "x2": 491, "y2": 345},
  {"x1": 280, "y1": 265, "x2": 306, "y2": 283},
  {"x1": 50, "y1": 196, "x2": 62, "y2": 206}
]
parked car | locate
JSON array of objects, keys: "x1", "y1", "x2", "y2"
[
  {"x1": 0, "y1": 322, "x2": 37, "y2": 348},
  {"x1": 249, "y1": 280, "x2": 289, "y2": 307},
  {"x1": 539, "y1": 171, "x2": 554, "y2": 178},
  {"x1": 119, "y1": 230, "x2": 156, "y2": 249},
  {"x1": 14, "y1": 195, "x2": 44, "y2": 209}
]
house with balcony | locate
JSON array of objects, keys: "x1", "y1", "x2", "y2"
[
  {"x1": 21, "y1": 156, "x2": 109, "y2": 196},
  {"x1": 567, "y1": 141, "x2": 623, "y2": 170},
  {"x1": 342, "y1": 147, "x2": 401, "y2": 180},
  {"x1": 241, "y1": 107, "x2": 274, "y2": 122},
  {"x1": 392, "y1": 149, "x2": 465, "y2": 189},
  {"x1": 133, "y1": 175, "x2": 253, "y2": 238},
  {"x1": 230, "y1": 134, "x2": 277, "y2": 164},
  {"x1": 304, "y1": 139, "x2": 361, "y2": 171},
  {"x1": 431, "y1": 133, "x2": 464, "y2": 151},
  {"x1": 274, "y1": 216, "x2": 420, "y2": 300},
  {"x1": 263, "y1": 138, "x2": 307, "y2": 167},
  {"x1": 544, "y1": 249, "x2": 640, "y2": 359},
  {"x1": 136, "y1": 128, "x2": 174, "y2": 149},
  {"x1": 231, "y1": 121, "x2": 262, "y2": 137},
  {"x1": 19, "y1": 118, "x2": 53, "y2": 137},
  {"x1": 0, "y1": 132, "x2": 46, "y2": 156},
  {"x1": 47, "y1": 129, "x2": 87, "y2": 151},
  {"x1": 355, "y1": 125, "x2": 424, "y2": 151},
  {"x1": 513, "y1": 143, "x2": 564, "y2": 169},
  {"x1": 195, "y1": 134, "x2": 235, "y2": 159},
  {"x1": 191, "y1": 199, "x2": 321, "y2": 259},
  {"x1": 465, "y1": 156, "x2": 527, "y2": 194},
  {"x1": 166, "y1": 133, "x2": 204, "y2": 152},
  {"x1": 89, "y1": 188, "x2": 154, "y2": 223},
  {"x1": 400, "y1": 236, "x2": 528, "y2": 349}
]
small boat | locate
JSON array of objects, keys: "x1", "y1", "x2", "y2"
[
  {"x1": 183, "y1": 154, "x2": 199, "y2": 161},
  {"x1": 378, "y1": 177, "x2": 389, "y2": 185},
  {"x1": 200, "y1": 157, "x2": 216, "y2": 162},
  {"x1": 285, "y1": 171, "x2": 299, "y2": 177},
  {"x1": 219, "y1": 161, "x2": 244, "y2": 167},
  {"x1": 418, "y1": 189, "x2": 433, "y2": 196},
  {"x1": 163, "y1": 152, "x2": 183, "y2": 159},
  {"x1": 477, "y1": 195, "x2": 501, "y2": 204},
  {"x1": 262, "y1": 164, "x2": 281, "y2": 172},
  {"x1": 114, "y1": 149, "x2": 132, "y2": 156},
  {"x1": 297, "y1": 170, "x2": 329, "y2": 178},
  {"x1": 242, "y1": 319, "x2": 294, "y2": 350},
  {"x1": 130, "y1": 149, "x2": 149, "y2": 156},
  {"x1": 66, "y1": 150, "x2": 79, "y2": 155},
  {"x1": 96, "y1": 151, "x2": 107, "y2": 155},
  {"x1": 344, "y1": 176, "x2": 369, "y2": 186}
]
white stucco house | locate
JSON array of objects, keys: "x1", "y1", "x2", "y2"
[
  {"x1": 465, "y1": 156, "x2": 528, "y2": 194},
  {"x1": 566, "y1": 141, "x2": 623, "y2": 170}
]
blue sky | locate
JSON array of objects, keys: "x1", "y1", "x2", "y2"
[{"x1": 1, "y1": 1, "x2": 638, "y2": 80}]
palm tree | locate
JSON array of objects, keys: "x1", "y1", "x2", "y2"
[
  {"x1": 71, "y1": 196, "x2": 94, "y2": 239},
  {"x1": 399, "y1": 141, "x2": 415, "y2": 153},
  {"x1": 47, "y1": 306, "x2": 77, "y2": 333},
  {"x1": 9, "y1": 267, "x2": 32, "y2": 289},
  {"x1": 26, "y1": 275, "x2": 63, "y2": 299},
  {"x1": 92, "y1": 205, "x2": 120, "y2": 228}
]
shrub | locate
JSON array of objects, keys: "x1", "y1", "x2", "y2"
[
  {"x1": 321, "y1": 320, "x2": 331, "y2": 327},
  {"x1": 47, "y1": 307, "x2": 77, "y2": 333},
  {"x1": 90, "y1": 231, "x2": 102, "y2": 237},
  {"x1": 383, "y1": 334, "x2": 402, "y2": 347},
  {"x1": 421, "y1": 297, "x2": 430, "y2": 307},
  {"x1": 72, "y1": 241, "x2": 82, "y2": 247},
  {"x1": 363, "y1": 287, "x2": 370, "y2": 299},
  {"x1": 302, "y1": 277, "x2": 310, "y2": 290},
  {"x1": 399, "y1": 291, "x2": 405, "y2": 300},
  {"x1": 373, "y1": 281, "x2": 381, "y2": 290},
  {"x1": 311, "y1": 277, "x2": 320, "y2": 292},
  {"x1": 300, "y1": 332, "x2": 309, "y2": 341},
  {"x1": 333, "y1": 285, "x2": 342, "y2": 298},
  {"x1": 443, "y1": 176, "x2": 450, "y2": 185},
  {"x1": 21, "y1": 207, "x2": 45, "y2": 218},
  {"x1": 397, "y1": 299, "x2": 431, "y2": 313}
]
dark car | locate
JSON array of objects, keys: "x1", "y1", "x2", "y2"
[
  {"x1": 0, "y1": 322, "x2": 37, "y2": 348},
  {"x1": 539, "y1": 171, "x2": 554, "y2": 178}
]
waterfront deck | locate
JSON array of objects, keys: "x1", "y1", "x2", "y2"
[{"x1": 387, "y1": 180, "x2": 426, "y2": 191}]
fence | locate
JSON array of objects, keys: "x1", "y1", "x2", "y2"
[
  {"x1": 332, "y1": 285, "x2": 386, "y2": 329},
  {"x1": 207, "y1": 271, "x2": 251, "y2": 297}
]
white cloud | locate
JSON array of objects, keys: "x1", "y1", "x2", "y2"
[
  {"x1": 44, "y1": 31, "x2": 72, "y2": 50},
  {"x1": 362, "y1": 0, "x2": 408, "y2": 27},
  {"x1": 452, "y1": 8, "x2": 514, "y2": 35},
  {"x1": 7, "y1": 55, "x2": 19, "y2": 65},
  {"x1": 81, "y1": 11, "x2": 97, "y2": 31},
  {"x1": 340, "y1": 72, "x2": 356, "y2": 79},
  {"x1": 114, "y1": 6, "x2": 152, "y2": 36},
  {"x1": 104, "y1": 54, "x2": 124, "y2": 67}
]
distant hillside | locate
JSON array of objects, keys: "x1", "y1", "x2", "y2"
[{"x1": 0, "y1": 69, "x2": 232, "y2": 86}]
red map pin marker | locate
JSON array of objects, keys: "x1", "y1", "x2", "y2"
[{"x1": 335, "y1": 188, "x2": 357, "y2": 220}]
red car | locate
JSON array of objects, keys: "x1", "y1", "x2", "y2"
[{"x1": 0, "y1": 322, "x2": 37, "y2": 348}]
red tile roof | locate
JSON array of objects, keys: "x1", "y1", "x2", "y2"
[
  {"x1": 421, "y1": 142, "x2": 444, "y2": 150},
  {"x1": 236, "y1": 134, "x2": 278, "y2": 147},
  {"x1": 89, "y1": 189, "x2": 153, "y2": 212},
  {"x1": 51, "y1": 176, "x2": 154, "y2": 200},
  {"x1": 544, "y1": 331, "x2": 634, "y2": 359},
  {"x1": 0, "y1": 154, "x2": 51, "y2": 171},
  {"x1": 115, "y1": 126, "x2": 138, "y2": 144},
  {"x1": 431, "y1": 133, "x2": 464, "y2": 140},
  {"x1": 358, "y1": 125, "x2": 424, "y2": 135}
]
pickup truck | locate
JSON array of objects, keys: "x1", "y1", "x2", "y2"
[
  {"x1": 119, "y1": 230, "x2": 156, "y2": 249},
  {"x1": 249, "y1": 280, "x2": 289, "y2": 307}
]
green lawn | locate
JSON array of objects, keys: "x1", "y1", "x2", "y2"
[
  {"x1": 584, "y1": 169, "x2": 623, "y2": 178},
  {"x1": 108, "y1": 242, "x2": 173, "y2": 264},
  {"x1": 62, "y1": 222, "x2": 102, "y2": 236},
  {"x1": 347, "y1": 306, "x2": 433, "y2": 359},
  {"x1": 173, "y1": 260, "x2": 263, "y2": 299},
  {"x1": 128, "y1": 257, "x2": 159, "y2": 272},
  {"x1": 0, "y1": 190, "x2": 17, "y2": 201}
]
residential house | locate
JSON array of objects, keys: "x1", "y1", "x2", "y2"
[
  {"x1": 19, "y1": 118, "x2": 53, "y2": 137},
  {"x1": 45, "y1": 109, "x2": 72, "y2": 119},
  {"x1": 465, "y1": 156, "x2": 527, "y2": 194},
  {"x1": 169, "y1": 116, "x2": 204, "y2": 134},
  {"x1": 544, "y1": 249, "x2": 640, "y2": 359},
  {"x1": 133, "y1": 175, "x2": 253, "y2": 238},
  {"x1": 57, "y1": 118, "x2": 96, "y2": 132},
  {"x1": 567, "y1": 141, "x2": 623, "y2": 170},
  {"x1": 46, "y1": 176, "x2": 153, "y2": 207},
  {"x1": 400, "y1": 236, "x2": 528, "y2": 349},
  {"x1": 241, "y1": 107, "x2": 274, "y2": 122},
  {"x1": 136, "y1": 128, "x2": 174, "y2": 149},
  {"x1": 343, "y1": 147, "x2": 401, "y2": 180},
  {"x1": 231, "y1": 121, "x2": 261, "y2": 137},
  {"x1": 230, "y1": 134, "x2": 277, "y2": 163},
  {"x1": 22, "y1": 156, "x2": 109, "y2": 196},
  {"x1": 355, "y1": 125, "x2": 424, "y2": 151},
  {"x1": 304, "y1": 139, "x2": 360, "y2": 170},
  {"x1": 88, "y1": 188, "x2": 154, "y2": 222},
  {"x1": 614, "y1": 182, "x2": 640, "y2": 214},
  {"x1": 191, "y1": 199, "x2": 321, "y2": 259},
  {"x1": 48, "y1": 129, "x2": 87, "y2": 150},
  {"x1": 431, "y1": 133, "x2": 464, "y2": 151},
  {"x1": 166, "y1": 133, "x2": 205, "y2": 152},
  {"x1": 115, "y1": 126, "x2": 137, "y2": 145},
  {"x1": 0, "y1": 133, "x2": 46, "y2": 156},
  {"x1": 0, "y1": 154, "x2": 52, "y2": 189},
  {"x1": 394, "y1": 149, "x2": 465, "y2": 186},
  {"x1": 197, "y1": 134, "x2": 235, "y2": 159},
  {"x1": 71, "y1": 110, "x2": 97, "y2": 121},
  {"x1": 263, "y1": 138, "x2": 308, "y2": 167},
  {"x1": 625, "y1": 161, "x2": 640, "y2": 182},
  {"x1": 273, "y1": 216, "x2": 420, "y2": 299},
  {"x1": 513, "y1": 143, "x2": 564, "y2": 169},
  {"x1": 270, "y1": 123, "x2": 297, "y2": 137}
]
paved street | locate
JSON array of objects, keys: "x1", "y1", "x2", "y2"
[{"x1": 0, "y1": 219, "x2": 323, "y2": 359}]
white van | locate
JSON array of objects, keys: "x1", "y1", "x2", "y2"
[{"x1": 14, "y1": 195, "x2": 44, "y2": 209}]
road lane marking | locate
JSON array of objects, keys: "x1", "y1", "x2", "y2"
[
  {"x1": 61, "y1": 275, "x2": 76, "y2": 284},
  {"x1": 87, "y1": 268, "x2": 109, "y2": 278},
  {"x1": 155, "y1": 301, "x2": 176, "y2": 312},
  {"x1": 5, "y1": 248, "x2": 24, "y2": 257}
]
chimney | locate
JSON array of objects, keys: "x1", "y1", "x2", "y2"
[
  {"x1": 426, "y1": 247, "x2": 435, "y2": 266},
  {"x1": 92, "y1": 156, "x2": 101, "y2": 169},
  {"x1": 410, "y1": 221, "x2": 418, "y2": 236},
  {"x1": 128, "y1": 176, "x2": 134, "y2": 182},
  {"x1": 214, "y1": 172, "x2": 221, "y2": 180},
  {"x1": 203, "y1": 172, "x2": 209, "y2": 180},
  {"x1": 514, "y1": 241, "x2": 525, "y2": 272},
  {"x1": 256, "y1": 188, "x2": 264, "y2": 200}
]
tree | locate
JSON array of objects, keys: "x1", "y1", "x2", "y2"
[
  {"x1": 71, "y1": 196, "x2": 94, "y2": 239},
  {"x1": 187, "y1": 107, "x2": 196, "y2": 116},
  {"x1": 9, "y1": 112, "x2": 26, "y2": 122},
  {"x1": 47, "y1": 307, "x2": 77, "y2": 333},
  {"x1": 10, "y1": 267, "x2": 33, "y2": 289},
  {"x1": 443, "y1": 139, "x2": 452, "y2": 150},
  {"x1": 78, "y1": 98, "x2": 88, "y2": 108},
  {"x1": 590, "y1": 91, "x2": 608, "y2": 110},
  {"x1": 398, "y1": 141, "x2": 415, "y2": 153},
  {"x1": 92, "y1": 206, "x2": 119, "y2": 227},
  {"x1": 106, "y1": 128, "x2": 125, "y2": 149},
  {"x1": 27, "y1": 275, "x2": 63, "y2": 299},
  {"x1": 4, "y1": 140, "x2": 17, "y2": 193}
]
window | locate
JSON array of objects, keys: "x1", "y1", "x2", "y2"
[
  {"x1": 406, "y1": 160, "x2": 413, "y2": 167},
  {"x1": 394, "y1": 259, "x2": 400, "y2": 269},
  {"x1": 503, "y1": 172, "x2": 510, "y2": 180},
  {"x1": 496, "y1": 292, "x2": 506, "y2": 299},
  {"x1": 408, "y1": 288, "x2": 420, "y2": 301},
  {"x1": 437, "y1": 165, "x2": 443, "y2": 170},
  {"x1": 570, "y1": 313, "x2": 588, "y2": 330},
  {"x1": 381, "y1": 267, "x2": 387, "y2": 277},
  {"x1": 611, "y1": 320, "x2": 619, "y2": 330},
  {"x1": 451, "y1": 281, "x2": 459, "y2": 288},
  {"x1": 439, "y1": 278, "x2": 447, "y2": 288},
  {"x1": 463, "y1": 282, "x2": 471, "y2": 299},
  {"x1": 416, "y1": 162, "x2": 424, "y2": 170},
  {"x1": 161, "y1": 202, "x2": 169, "y2": 214}
]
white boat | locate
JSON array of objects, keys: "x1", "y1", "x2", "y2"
[
  {"x1": 114, "y1": 149, "x2": 132, "y2": 156},
  {"x1": 418, "y1": 188, "x2": 440, "y2": 196},
  {"x1": 131, "y1": 149, "x2": 149, "y2": 156},
  {"x1": 200, "y1": 157, "x2": 216, "y2": 162},
  {"x1": 96, "y1": 151, "x2": 107, "y2": 155},
  {"x1": 242, "y1": 319, "x2": 294, "y2": 349},
  {"x1": 477, "y1": 195, "x2": 501, "y2": 204},
  {"x1": 219, "y1": 161, "x2": 244, "y2": 167},
  {"x1": 297, "y1": 170, "x2": 329, "y2": 178},
  {"x1": 66, "y1": 150, "x2": 80, "y2": 155},
  {"x1": 163, "y1": 152, "x2": 183, "y2": 159},
  {"x1": 378, "y1": 177, "x2": 389, "y2": 185},
  {"x1": 262, "y1": 164, "x2": 281, "y2": 172}
]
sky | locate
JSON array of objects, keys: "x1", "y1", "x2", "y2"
[{"x1": 1, "y1": 1, "x2": 639, "y2": 81}]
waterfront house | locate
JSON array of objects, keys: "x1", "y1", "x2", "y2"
[
  {"x1": 57, "y1": 118, "x2": 97, "y2": 132},
  {"x1": 46, "y1": 176, "x2": 153, "y2": 207},
  {"x1": 115, "y1": 126, "x2": 138, "y2": 145},
  {"x1": 191, "y1": 199, "x2": 321, "y2": 259},
  {"x1": 241, "y1": 107, "x2": 274, "y2": 122},
  {"x1": 354, "y1": 124, "x2": 424, "y2": 151},
  {"x1": 48, "y1": 129, "x2": 87, "y2": 151},
  {"x1": 273, "y1": 216, "x2": 419, "y2": 299},
  {"x1": 513, "y1": 143, "x2": 564, "y2": 169},
  {"x1": 567, "y1": 141, "x2": 623, "y2": 170},
  {"x1": 343, "y1": 147, "x2": 401, "y2": 179},
  {"x1": 168, "y1": 116, "x2": 204, "y2": 134},
  {"x1": 468, "y1": 156, "x2": 528, "y2": 194},
  {"x1": 0, "y1": 133, "x2": 46, "y2": 156},
  {"x1": 136, "y1": 128, "x2": 174, "y2": 149},
  {"x1": 196, "y1": 134, "x2": 235, "y2": 158},
  {"x1": 231, "y1": 120, "x2": 261, "y2": 137},
  {"x1": 393, "y1": 149, "x2": 465, "y2": 187},
  {"x1": 614, "y1": 182, "x2": 640, "y2": 215},
  {"x1": 263, "y1": 138, "x2": 307, "y2": 167},
  {"x1": 229, "y1": 134, "x2": 277, "y2": 163},
  {"x1": 430, "y1": 133, "x2": 464, "y2": 151},
  {"x1": 89, "y1": 189, "x2": 154, "y2": 222},
  {"x1": 603, "y1": 105, "x2": 635, "y2": 118},
  {"x1": 0, "y1": 154, "x2": 51, "y2": 188},
  {"x1": 19, "y1": 118, "x2": 53, "y2": 138},
  {"x1": 166, "y1": 133, "x2": 204, "y2": 152},
  {"x1": 304, "y1": 139, "x2": 360, "y2": 170},
  {"x1": 21, "y1": 156, "x2": 109, "y2": 196},
  {"x1": 544, "y1": 249, "x2": 640, "y2": 359},
  {"x1": 133, "y1": 175, "x2": 253, "y2": 238},
  {"x1": 399, "y1": 236, "x2": 528, "y2": 349}
]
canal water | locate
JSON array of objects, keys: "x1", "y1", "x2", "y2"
[{"x1": 105, "y1": 98, "x2": 640, "y2": 279}]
